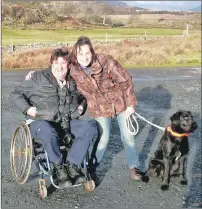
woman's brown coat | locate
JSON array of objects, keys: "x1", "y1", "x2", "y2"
[{"x1": 70, "y1": 54, "x2": 137, "y2": 118}]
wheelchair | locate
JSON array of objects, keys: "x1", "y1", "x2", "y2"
[{"x1": 10, "y1": 121, "x2": 95, "y2": 199}]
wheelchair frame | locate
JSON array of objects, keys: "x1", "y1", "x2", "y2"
[{"x1": 10, "y1": 121, "x2": 95, "y2": 199}]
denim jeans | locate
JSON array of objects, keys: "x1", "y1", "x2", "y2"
[
  {"x1": 30, "y1": 119, "x2": 97, "y2": 166},
  {"x1": 94, "y1": 109, "x2": 140, "y2": 169}
]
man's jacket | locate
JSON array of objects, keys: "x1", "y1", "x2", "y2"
[{"x1": 9, "y1": 68, "x2": 87, "y2": 122}]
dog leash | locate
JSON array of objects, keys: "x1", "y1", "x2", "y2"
[{"x1": 126, "y1": 111, "x2": 166, "y2": 135}]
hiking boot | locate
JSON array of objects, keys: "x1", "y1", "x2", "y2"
[
  {"x1": 130, "y1": 168, "x2": 144, "y2": 181},
  {"x1": 87, "y1": 166, "x2": 100, "y2": 186},
  {"x1": 66, "y1": 162, "x2": 86, "y2": 184},
  {"x1": 54, "y1": 165, "x2": 72, "y2": 187},
  {"x1": 90, "y1": 172, "x2": 100, "y2": 186}
]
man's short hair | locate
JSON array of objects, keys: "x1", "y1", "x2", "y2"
[{"x1": 50, "y1": 47, "x2": 71, "y2": 64}]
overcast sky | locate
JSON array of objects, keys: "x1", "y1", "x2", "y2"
[{"x1": 122, "y1": 1, "x2": 201, "y2": 11}]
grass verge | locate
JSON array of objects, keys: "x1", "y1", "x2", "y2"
[
  {"x1": 2, "y1": 34, "x2": 201, "y2": 70},
  {"x1": 2, "y1": 28, "x2": 184, "y2": 46}
]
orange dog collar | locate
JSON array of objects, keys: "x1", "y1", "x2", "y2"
[{"x1": 167, "y1": 126, "x2": 190, "y2": 138}]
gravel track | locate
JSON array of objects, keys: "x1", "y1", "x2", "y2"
[{"x1": 1, "y1": 67, "x2": 201, "y2": 208}]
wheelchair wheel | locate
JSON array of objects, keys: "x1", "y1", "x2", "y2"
[
  {"x1": 10, "y1": 121, "x2": 33, "y2": 184},
  {"x1": 83, "y1": 180, "x2": 95, "y2": 192}
]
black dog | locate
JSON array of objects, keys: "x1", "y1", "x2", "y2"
[{"x1": 147, "y1": 110, "x2": 197, "y2": 190}]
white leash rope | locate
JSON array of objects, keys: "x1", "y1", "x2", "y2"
[
  {"x1": 125, "y1": 113, "x2": 139, "y2": 135},
  {"x1": 126, "y1": 111, "x2": 166, "y2": 135}
]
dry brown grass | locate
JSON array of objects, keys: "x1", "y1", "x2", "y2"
[
  {"x1": 2, "y1": 48, "x2": 53, "y2": 69},
  {"x1": 2, "y1": 34, "x2": 201, "y2": 69},
  {"x1": 108, "y1": 13, "x2": 201, "y2": 30},
  {"x1": 94, "y1": 34, "x2": 201, "y2": 66}
]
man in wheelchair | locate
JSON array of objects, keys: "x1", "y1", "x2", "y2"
[{"x1": 9, "y1": 47, "x2": 98, "y2": 187}]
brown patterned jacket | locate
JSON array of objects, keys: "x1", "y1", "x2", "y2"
[{"x1": 70, "y1": 54, "x2": 137, "y2": 118}]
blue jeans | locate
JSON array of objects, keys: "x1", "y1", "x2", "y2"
[
  {"x1": 94, "y1": 109, "x2": 140, "y2": 169},
  {"x1": 30, "y1": 119, "x2": 97, "y2": 166}
]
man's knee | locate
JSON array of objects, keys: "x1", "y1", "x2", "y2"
[
  {"x1": 87, "y1": 120, "x2": 98, "y2": 135},
  {"x1": 31, "y1": 120, "x2": 58, "y2": 140},
  {"x1": 70, "y1": 120, "x2": 98, "y2": 141},
  {"x1": 77, "y1": 120, "x2": 98, "y2": 134}
]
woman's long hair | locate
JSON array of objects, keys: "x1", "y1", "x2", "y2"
[{"x1": 71, "y1": 36, "x2": 96, "y2": 66}]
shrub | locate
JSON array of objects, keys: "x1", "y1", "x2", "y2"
[
  {"x1": 11, "y1": 5, "x2": 24, "y2": 20},
  {"x1": 88, "y1": 15, "x2": 103, "y2": 24},
  {"x1": 112, "y1": 21, "x2": 125, "y2": 28}
]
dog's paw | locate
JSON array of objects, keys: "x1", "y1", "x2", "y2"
[
  {"x1": 161, "y1": 184, "x2": 169, "y2": 191},
  {"x1": 180, "y1": 179, "x2": 188, "y2": 185},
  {"x1": 142, "y1": 175, "x2": 150, "y2": 183}
]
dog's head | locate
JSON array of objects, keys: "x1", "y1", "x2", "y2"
[{"x1": 170, "y1": 110, "x2": 197, "y2": 134}]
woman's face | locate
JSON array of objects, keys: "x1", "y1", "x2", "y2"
[{"x1": 76, "y1": 44, "x2": 93, "y2": 67}]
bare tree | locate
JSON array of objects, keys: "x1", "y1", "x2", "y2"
[
  {"x1": 98, "y1": 4, "x2": 114, "y2": 25},
  {"x1": 60, "y1": 4, "x2": 76, "y2": 16}
]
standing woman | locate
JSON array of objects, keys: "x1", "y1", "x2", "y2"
[{"x1": 70, "y1": 36, "x2": 144, "y2": 181}]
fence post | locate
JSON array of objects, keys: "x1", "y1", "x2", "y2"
[
  {"x1": 11, "y1": 37, "x2": 14, "y2": 53},
  {"x1": 144, "y1": 30, "x2": 147, "y2": 40},
  {"x1": 65, "y1": 35, "x2": 68, "y2": 46},
  {"x1": 105, "y1": 33, "x2": 108, "y2": 43}
]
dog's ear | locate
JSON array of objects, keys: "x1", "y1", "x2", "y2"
[
  {"x1": 170, "y1": 112, "x2": 181, "y2": 125},
  {"x1": 187, "y1": 111, "x2": 191, "y2": 116}
]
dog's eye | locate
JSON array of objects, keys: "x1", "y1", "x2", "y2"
[{"x1": 183, "y1": 115, "x2": 190, "y2": 119}]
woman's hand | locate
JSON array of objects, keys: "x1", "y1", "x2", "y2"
[
  {"x1": 25, "y1": 71, "x2": 35, "y2": 80},
  {"x1": 27, "y1": 107, "x2": 37, "y2": 117},
  {"x1": 125, "y1": 106, "x2": 135, "y2": 117}
]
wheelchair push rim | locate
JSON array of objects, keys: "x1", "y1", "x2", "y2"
[{"x1": 10, "y1": 121, "x2": 33, "y2": 184}]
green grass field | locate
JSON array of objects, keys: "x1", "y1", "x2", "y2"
[{"x1": 2, "y1": 28, "x2": 184, "y2": 46}]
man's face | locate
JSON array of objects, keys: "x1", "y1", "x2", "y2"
[
  {"x1": 76, "y1": 44, "x2": 93, "y2": 67},
  {"x1": 52, "y1": 57, "x2": 69, "y2": 81}
]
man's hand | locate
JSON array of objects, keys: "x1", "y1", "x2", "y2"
[
  {"x1": 27, "y1": 107, "x2": 37, "y2": 117},
  {"x1": 125, "y1": 106, "x2": 135, "y2": 117},
  {"x1": 25, "y1": 71, "x2": 35, "y2": 80}
]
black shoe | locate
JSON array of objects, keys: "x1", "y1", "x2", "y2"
[
  {"x1": 87, "y1": 161, "x2": 101, "y2": 185},
  {"x1": 54, "y1": 165, "x2": 72, "y2": 187},
  {"x1": 88, "y1": 166, "x2": 97, "y2": 174},
  {"x1": 90, "y1": 172, "x2": 100, "y2": 186},
  {"x1": 66, "y1": 162, "x2": 86, "y2": 184}
]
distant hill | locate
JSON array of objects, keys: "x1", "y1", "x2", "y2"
[
  {"x1": 3, "y1": 0, "x2": 199, "y2": 30},
  {"x1": 104, "y1": 1, "x2": 128, "y2": 7},
  {"x1": 102, "y1": 1, "x2": 149, "y2": 13},
  {"x1": 190, "y1": 6, "x2": 201, "y2": 12}
]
